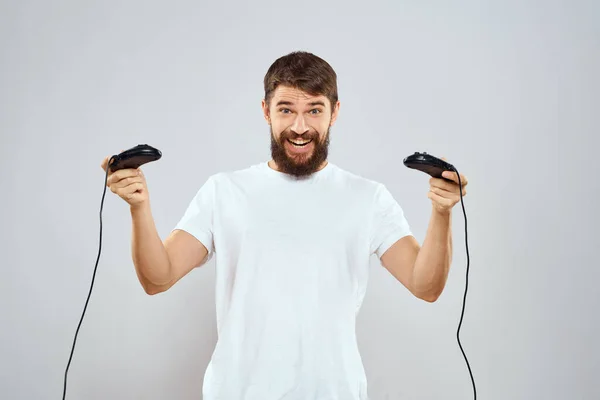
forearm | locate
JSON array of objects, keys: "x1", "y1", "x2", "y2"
[
  {"x1": 411, "y1": 207, "x2": 453, "y2": 301},
  {"x1": 130, "y1": 202, "x2": 173, "y2": 289}
]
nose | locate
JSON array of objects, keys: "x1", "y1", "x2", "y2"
[{"x1": 290, "y1": 113, "x2": 309, "y2": 135}]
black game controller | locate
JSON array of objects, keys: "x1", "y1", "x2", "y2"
[
  {"x1": 109, "y1": 144, "x2": 162, "y2": 172},
  {"x1": 403, "y1": 152, "x2": 455, "y2": 179}
]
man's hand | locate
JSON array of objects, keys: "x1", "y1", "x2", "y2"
[
  {"x1": 427, "y1": 158, "x2": 468, "y2": 214},
  {"x1": 101, "y1": 154, "x2": 149, "y2": 208}
]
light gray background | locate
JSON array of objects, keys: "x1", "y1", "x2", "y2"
[{"x1": 1, "y1": 0, "x2": 598, "y2": 399}]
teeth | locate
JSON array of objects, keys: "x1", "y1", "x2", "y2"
[{"x1": 289, "y1": 139, "x2": 311, "y2": 145}]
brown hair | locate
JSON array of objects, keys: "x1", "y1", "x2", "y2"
[{"x1": 263, "y1": 51, "x2": 338, "y2": 111}]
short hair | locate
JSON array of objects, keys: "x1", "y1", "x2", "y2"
[{"x1": 263, "y1": 51, "x2": 338, "y2": 110}]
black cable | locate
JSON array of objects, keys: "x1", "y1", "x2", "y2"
[
  {"x1": 62, "y1": 156, "x2": 115, "y2": 400},
  {"x1": 452, "y1": 167, "x2": 476, "y2": 399}
]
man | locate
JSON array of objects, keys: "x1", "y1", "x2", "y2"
[{"x1": 101, "y1": 51, "x2": 468, "y2": 399}]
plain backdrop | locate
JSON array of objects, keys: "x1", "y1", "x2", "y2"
[{"x1": 1, "y1": 0, "x2": 599, "y2": 399}]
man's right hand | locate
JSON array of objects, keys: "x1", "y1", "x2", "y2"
[
  {"x1": 100, "y1": 153, "x2": 209, "y2": 294},
  {"x1": 101, "y1": 155, "x2": 149, "y2": 207}
]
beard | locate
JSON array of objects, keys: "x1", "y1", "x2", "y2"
[{"x1": 270, "y1": 125, "x2": 331, "y2": 178}]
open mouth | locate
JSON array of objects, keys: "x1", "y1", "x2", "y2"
[{"x1": 287, "y1": 139, "x2": 313, "y2": 147}]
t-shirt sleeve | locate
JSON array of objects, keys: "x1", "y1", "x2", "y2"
[
  {"x1": 173, "y1": 175, "x2": 216, "y2": 262},
  {"x1": 370, "y1": 183, "x2": 413, "y2": 258}
]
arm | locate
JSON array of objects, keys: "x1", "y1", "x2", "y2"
[
  {"x1": 101, "y1": 155, "x2": 214, "y2": 295},
  {"x1": 381, "y1": 207, "x2": 452, "y2": 302},
  {"x1": 380, "y1": 167, "x2": 467, "y2": 302},
  {"x1": 130, "y1": 203, "x2": 209, "y2": 295}
]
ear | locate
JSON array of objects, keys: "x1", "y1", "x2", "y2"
[
  {"x1": 261, "y1": 99, "x2": 270, "y2": 124},
  {"x1": 329, "y1": 101, "x2": 341, "y2": 127}
]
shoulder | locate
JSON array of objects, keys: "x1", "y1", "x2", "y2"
[
  {"x1": 197, "y1": 162, "x2": 268, "y2": 194},
  {"x1": 327, "y1": 164, "x2": 407, "y2": 212},
  {"x1": 322, "y1": 164, "x2": 397, "y2": 213},
  {"x1": 327, "y1": 163, "x2": 386, "y2": 195},
  {"x1": 208, "y1": 162, "x2": 265, "y2": 183}
]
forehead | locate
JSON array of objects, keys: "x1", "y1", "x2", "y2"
[{"x1": 271, "y1": 85, "x2": 328, "y2": 107}]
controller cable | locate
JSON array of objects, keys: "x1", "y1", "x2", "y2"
[
  {"x1": 62, "y1": 156, "x2": 115, "y2": 400},
  {"x1": 452, "y1": 167, "x2": 476, "y2": 399}
]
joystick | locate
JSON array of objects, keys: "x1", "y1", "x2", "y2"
[
  {"x1": 403, "y1": 152, "x2": 455, "y2": 179},
  {"x1": 109, "y1": 144, "x2": 162, "y2": 172}
]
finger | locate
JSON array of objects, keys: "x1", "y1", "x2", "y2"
[
  {"x1": 432, "y1": 183, "x2": 467, "y2": 197},
  {"x1": 114, "y1": 182, "x2": 144, "y2": 198},
  {"x1": 443, "y1": 172, "x2": 468, "y2": 187},
  {"x1": 104, "y1": 150, "x2": 127, "y2": 172},
  {"x1": 440, "y1": 170, "x2": 459, "y2": 183},
  {"x1": 430, "y1": 177, "x2": 459, "y2": 192},
  {"x1": 455, "y1": 172, "x2": 468, "y2": 186},
  {"x1": 107, "y1": 168, "x2": 142, "y2": 185},
  {"x1": 101, "y1": 156, "x2": 110, "y2": 171},
  {"x1": 102, "y1": 150, "x2": 124, "y2": 170},
  {"x1": 430, "y1": 186, "x2": 463, "y2": 200},
  {"x1": 442, "y1": 170, "x2": 468, "y2": 186},
  {"x1": 427, "y1": 190, "x2": 456, "y2": 208},
  {"x1": 110, "y1": 175, "x2": 144, "y2": 190},
  {"x1": 120, "y1": 182, "x2": 145, "y2": 200}
]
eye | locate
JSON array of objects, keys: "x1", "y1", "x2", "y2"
[{"x1": 310, "y1": 109, "x2": 322, "y2": 115}]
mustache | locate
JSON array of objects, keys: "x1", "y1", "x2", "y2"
[{"x1": 279, "y1": 130, "x2": 320, "y2": 141}]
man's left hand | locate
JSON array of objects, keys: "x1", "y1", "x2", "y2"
[{"x1": 427, "y1": 158, "x2": 468, "y2": 214}]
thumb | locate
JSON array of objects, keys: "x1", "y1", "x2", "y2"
[{"x1": 100, "y1": 156, "x2": 110, "y2": 171}]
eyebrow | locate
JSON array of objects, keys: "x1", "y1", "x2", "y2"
[{"x1": 275, "y1": 100, "x2": 326, "y2": 107}]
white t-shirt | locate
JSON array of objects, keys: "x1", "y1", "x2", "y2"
[{"x1": 174, "y1": 161, "x2": 413, "y2": 400}]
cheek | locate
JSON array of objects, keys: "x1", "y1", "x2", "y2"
[
  {"x1": 315, "y1": 116, "x2": 332, "y2": 130},
  {"x1": 272, "y1": 125, "x2": 287, "y2": 140},
  {"x1": 270, "y1": 117, "x2": 287, "y2": 130},
  {"x1": 317, "y1": 122, "x2": 331, "y2": 138}
]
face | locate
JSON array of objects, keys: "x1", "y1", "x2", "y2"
[{"x1": 262, "y1": 85, "x2": 340, "y2": 178}]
